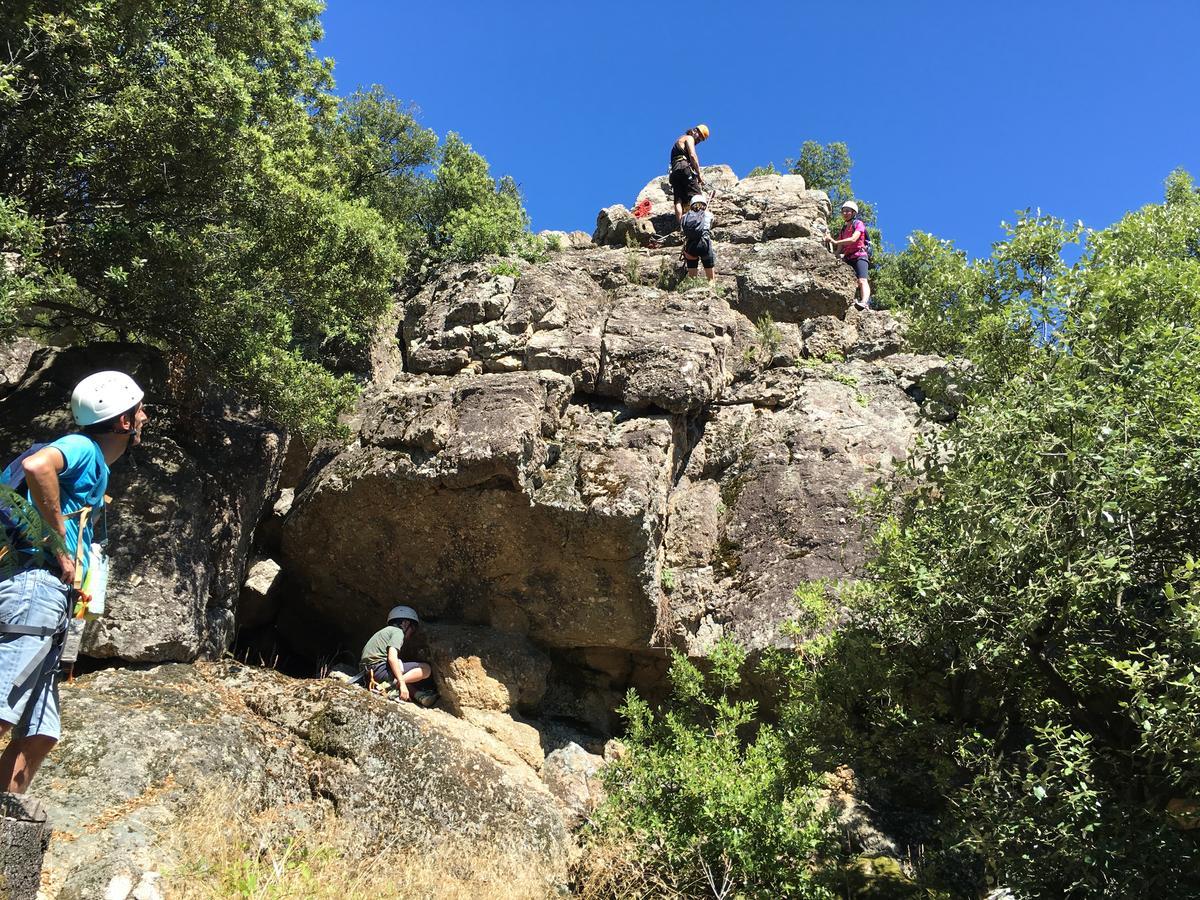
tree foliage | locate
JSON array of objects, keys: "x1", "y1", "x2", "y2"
[
  {"x1": 0, "y1": 1, "x2": 532, "y2": 436},
  {"x1": 789, "y1": 141, "x2": 877, "y2": 230},
  {"x1": 583, "y1": 640, "x2": 838, "y2": 899},
  {"x1": 820, "y1": 174, "x2": 1200, "y2": 896},
  {"x1": 873, "y1": 211, "x2": 1085, "y2": 391}
]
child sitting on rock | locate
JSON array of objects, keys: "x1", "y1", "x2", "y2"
[{"x1": 360, "y1": 605, "x2": 437, "y2": 707}]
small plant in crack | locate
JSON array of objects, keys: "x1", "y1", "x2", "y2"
[
  {"x1": 624, "y1": 232, "x2": 643, "y2": 285},
  {"x1": 747, "y1": 313, "x2": 782, "y2": 365},
  {"x1": 661, "y1": 567, "x2": 677, "y2": 592}
]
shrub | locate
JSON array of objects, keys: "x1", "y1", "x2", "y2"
[{"x1": 581, "y1": 640, "x2": 839, "y2": 899}]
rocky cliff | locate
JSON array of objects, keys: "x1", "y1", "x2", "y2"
[
  {"x1": 0, "y1": 166, "x2": 952, "y2": 896},
  {"x1": 281, "y1": 165, "x2": 947, "y2": 685}
]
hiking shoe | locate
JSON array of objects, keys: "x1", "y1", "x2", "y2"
[
  {"x1": 854, "y1": 299, "x2": 871, "y2": 311},
  {"x1": 411, "y1": 686, "x2": 441, "y2": 708}
]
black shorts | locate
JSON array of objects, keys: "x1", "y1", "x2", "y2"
[
  {"x1": 685, "y1": 240, "x2": 716, "y2": 270},
  {"x1": 670, "y1": 164, "x2": 699, "y2": 204},
  {"x1": 845, "y1": 257, "x2": 869, "y2": 278}
]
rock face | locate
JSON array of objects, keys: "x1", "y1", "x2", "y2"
[
  {"x1": 0, "y1": 335, "x2": 38, "y2": 398},
  {"x1": 0, "y1": 345, "x2": 284, "y2": 662},
  {"x1": 34, "y1": 663, "x2": 569, "y2": 897},
  {"x1": 281, "y1": 166, "x2": 944, "y2": 680}
]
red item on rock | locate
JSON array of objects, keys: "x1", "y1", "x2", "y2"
[{"x1": 632, "y1": 198, "x2": 653, "y2": 219}]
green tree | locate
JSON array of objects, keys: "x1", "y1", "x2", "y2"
[
  {"x1": 825, "y1": 173, "x2": 1200, "y2": 897},
  {"x1": 317, "y1": 85, "x2": 439, "y2": 263},
  {"x1": 873, "y1": 211, "x2": 1084, "y2": 392},
  {"x1": 416, "y1": 133, "x2": 534, "y2": 265},
  {"x1": 0, "y1": 2, "x2": 536, "y2": 437},
  {"x1": 789, "y1": 140, "x2": 876, "y2": 226},
  {"x1": 0, "y1": 0, "x2": 405, "y2": 436}
]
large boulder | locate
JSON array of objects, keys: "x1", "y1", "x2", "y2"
[
  {"x1": 425, "y1": 624, "x2": 552, "y2": 715},
  {"x1": 404, "y1": 258, "x2": 610, "y2": 386},
  {"x1": 34, "y1": 662, "x2": 570, "y2": 897},
  {"x1": 0, "y1": 345, "x2": 284, "y2": 661},
  {"x1": 542, "y1": 742, "x2": 606, "y2": 829},
  {"x1": 0, "y1": 335, "x2": 39, "y2": 398},
  {"x1": 280, "y1": 165, "x2": 938, "y2": 696},
  {"x1": 592, "y1": 204, "x2": 655, "y2": 247},
  {"x1": 734, "y1": 238, "x2": 858, "y2": 323},
  {"x1": 595, "y1": 287, "x2": 737, "y2": 413},
  {"x1": 281, "y1": 372, "x2": 677, "y2": 654}
]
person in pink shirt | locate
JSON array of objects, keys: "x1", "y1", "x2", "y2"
[{"x1": 827, "y1": 200, "x2": 871, "y2": 310}]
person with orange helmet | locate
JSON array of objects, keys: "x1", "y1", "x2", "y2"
[{"x1": 669, "y1": 124, "x2": 711, "y2": 223}]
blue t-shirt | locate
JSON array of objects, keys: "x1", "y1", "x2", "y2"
[{"x1": 26, "y1": 434, "x2": 108, "y2": 576}]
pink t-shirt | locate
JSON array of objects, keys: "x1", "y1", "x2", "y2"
[{"x1": 839, "y1": 219, "x2": 868, "y2": 260}]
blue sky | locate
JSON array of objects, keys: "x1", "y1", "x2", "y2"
[{"x1": 318, "y1": 1, "x2": 1198, "y2": 260}]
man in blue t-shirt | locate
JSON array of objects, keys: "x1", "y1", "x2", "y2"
[{"x1": 0, "y1": 370, "x2": 148, "y2": 793}]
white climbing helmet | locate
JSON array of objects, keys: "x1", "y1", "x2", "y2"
[
  {"x1": 387, "y1": 605, "x2": 420, "y2": 625},
  {"x1": 71, "y1": 371, "x2": 144, "y2": 426},
  {"x1": 690, "y1": 194, "x2": 709, "y2": 209},
  {"x1": 841, "y1": 200, "x2": 859, "y2": 214}
]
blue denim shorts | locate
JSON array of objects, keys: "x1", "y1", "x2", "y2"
[{"x1": 0, "y1": 568, "x2": 70, "y2": 740}]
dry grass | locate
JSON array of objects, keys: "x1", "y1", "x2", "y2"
[
  {"x1": 571, "y1": 838, "x2": 705, "y2": 900},
  {"x1": 165, "y1": 786, "x2": 559, "y2": 900}
]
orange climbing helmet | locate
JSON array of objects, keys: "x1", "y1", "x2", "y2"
[{"x1": 693, "y1": 124, "x2": 710, "y2": 141}]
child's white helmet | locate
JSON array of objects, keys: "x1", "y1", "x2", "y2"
[{"x1": 387, "y1": 605, "x2": 420, "y2": 625}]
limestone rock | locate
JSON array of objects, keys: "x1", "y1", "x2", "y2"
[
  {"x1": 820, "y1": 766, "x2": 900, "y2": 857},
  {"x1": 281, "y1": 165, "x2": 936, "y2": 698},
  {"x1": 664, "y1": 478, "x2": 721, "y2": 568},
  {"x1": 460, "y1": 708, "x2": 546, "y2": 770},
  {"x1": 425, "y1": 624, "x2": 551, "y2": 714},
  {"x1": 846, "y1": 306, "x2": 906, "y2": 360},
  {"x1": 0, "y1": 335, "x2": 39, "y2": 399},
  {"x1": 282, "y1": 385, "x2": 675, "y2": 653},
  {"x1": 405, "y1": 258, "x2": 608, "y2": 388},
  {"x1": 0, "y1": 345, "x2": 283, "y2": 662},
  {"x1": 596, "y1": 288, "x2": 737, "y2": 413},
  {"x1": 593, "y1": 204, "x2": 655, "y2": 247},
  {"x1": 802, "y1": 315, "x2": 856, "y2": 361},
  {"x1": 666, "y1": 361, "x2": 923, "y2": 654},
  {"x1": 0, "y1": 793, "x2": 50, "y2": 900}
]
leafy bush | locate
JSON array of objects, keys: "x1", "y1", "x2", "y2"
[
  {"x1": 488, "y1": 261, "x2": 521, "y2": 280},
  {"x1": 747, "y1": 163, "x2": 781, "y2": 177},
  {"x1": 0, "y1": 485, "x2": 65, "y2": 580},
  {"x1": 826, "y1": 176, "x2": 1200, "y2": 897},
  {"x1": 582, "y1": 640, "x2": 838, "y2": 899}
]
